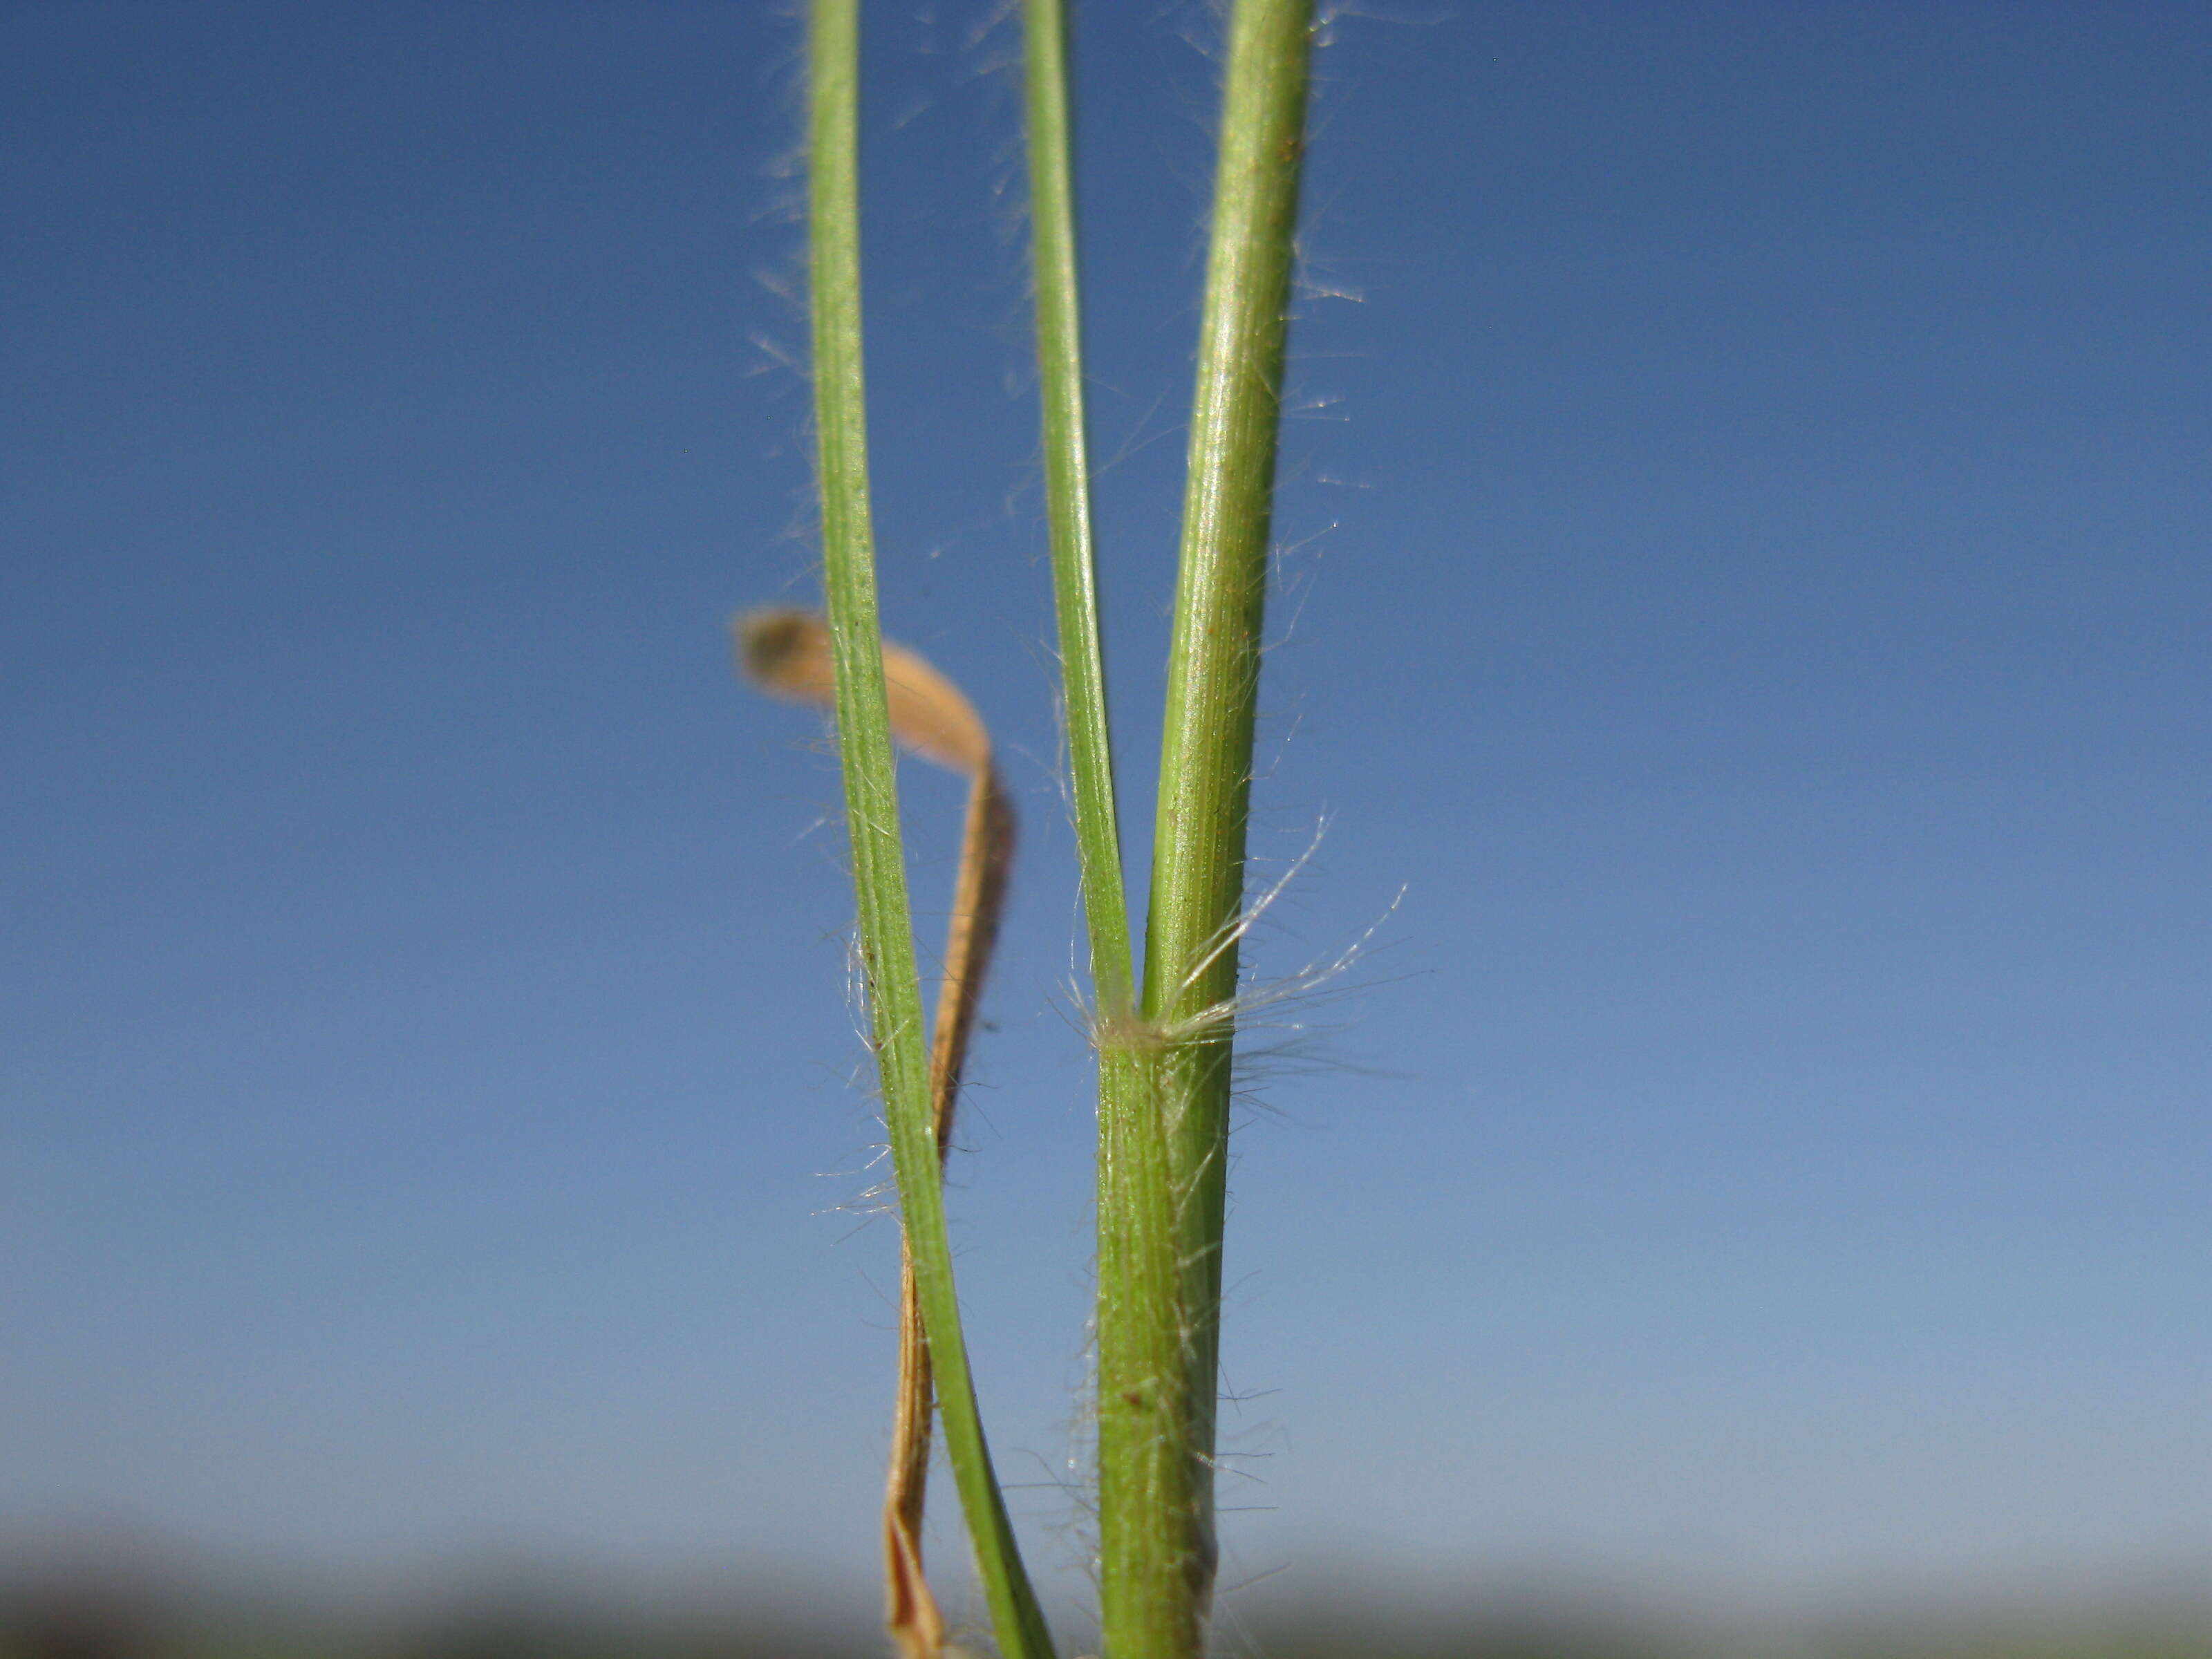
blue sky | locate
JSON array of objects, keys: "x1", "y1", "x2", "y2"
[{"x1": 5, "y1": 0, "x2": 2209, "y2": 1630}]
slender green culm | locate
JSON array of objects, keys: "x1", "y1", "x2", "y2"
[
  {"x1": 1098, "y1": 2, "x2": 1317, "y2": 1656},
  {"x1": 1015, "y1": 10, "x2": 1181, "y2": 1649},
  {"x1": 1021, "y1": 0, "x2": 1134, "y2": 1020},
  {"x1": 1013, "y1": 27, "x2": 1187, "y2": 1650},
  {"x1": 803, "y1": 4, "x2": 1054, "y2": 1655}
]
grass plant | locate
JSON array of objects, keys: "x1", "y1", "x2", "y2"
[
  {"x1": 1099, "y1": 3, "x2": 1313, "y2": 1650},
  {"x1": 793, "y1": 6, "x2": 1053, "y2": 1654},
  {"x1": 750, "y1": 2, "x2": 1317, "y2": 1654}
]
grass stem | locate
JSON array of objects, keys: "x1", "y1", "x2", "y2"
[
  {"x1": 1095, "y1": 2, "x2": 1315, "y2": 1655},
  {"x1": 805, "y1": 6, "x2": 1053, "y2": 1655},
  {"x1": 1021, "y1": 0, "x2": 1135, "y2": 1022}
]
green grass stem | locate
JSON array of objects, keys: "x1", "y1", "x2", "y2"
[
  {"x1": 1014, "y1": 4, "x2": 1208, "y2": 1651},
  {"x1": 805, "y1": 5, "x2": 1053, "y2": 1655},
  {"x1": 1021, "y1": 0, "x2": 1136, "y2": 1022},
  {"x1": 1095, "y1": 2, "x2": 1316, "y2": 1655}
]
